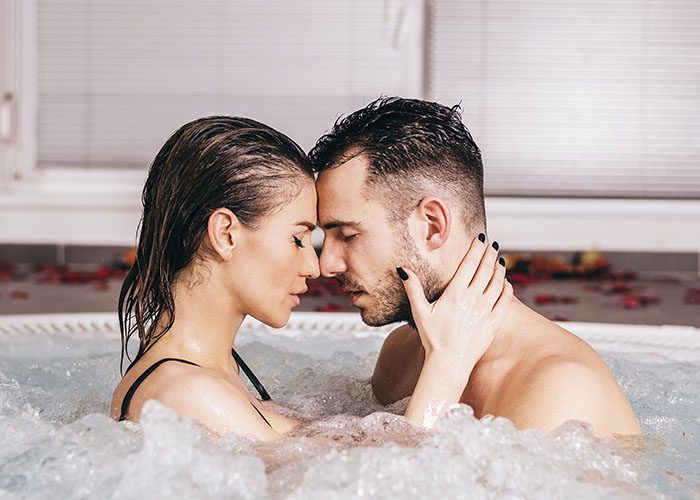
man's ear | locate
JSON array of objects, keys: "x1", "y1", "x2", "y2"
[
  {"x1": 206, "y1": 208, "x2": 240, "y2": 261},
  {"x1": 413, "y1": 196, "x2": 451, "y2": 250}
]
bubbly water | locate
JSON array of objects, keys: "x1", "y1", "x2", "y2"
[{"x1": 0, "y1": 328, "x2": 698, "y2": 499}]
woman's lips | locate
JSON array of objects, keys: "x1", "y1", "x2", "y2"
[{"x1": 289, "y1": 287, "x2": 307, "y2": 307}]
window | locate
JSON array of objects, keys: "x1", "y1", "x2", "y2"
[
  {"x1": 2, "y1": 0, "x2": 699, "y2": 250},
  {"x1": 36, "y1": 0, "x2": 423, "y2": 170},
  {"x1": 429, "y1": 0, "x2": 700, "y2": 198}
]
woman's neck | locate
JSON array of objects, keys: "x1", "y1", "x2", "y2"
[{"x1": 150, "y1": 278, "x2": 246, "y2": 373}]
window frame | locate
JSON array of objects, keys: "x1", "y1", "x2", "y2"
[{"x1": 1, "y1": 0, "x2": 699, "y2": 255}]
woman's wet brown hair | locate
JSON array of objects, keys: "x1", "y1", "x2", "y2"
[{"x1": 118, "y1": 116, "x2": 313, "y2": 373}]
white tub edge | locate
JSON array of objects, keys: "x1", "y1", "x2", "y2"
[{"x1": 0, "y1": 311, "x2": 698, "y2": 362}]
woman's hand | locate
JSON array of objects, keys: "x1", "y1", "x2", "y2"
[
  {"x1": 399, "y1": 234, "x2": 513, "y2": 427},
  {"x1": 399, "y1": 233, "x2": 512, "y2": 368}
]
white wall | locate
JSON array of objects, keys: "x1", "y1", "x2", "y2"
[{"x1": 2, "y1": 168, "x2": 699, "y2": 254}]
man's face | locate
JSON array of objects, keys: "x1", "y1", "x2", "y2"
[{"x1": 316, "y1": 155, "x2": 442, "y2": 326}]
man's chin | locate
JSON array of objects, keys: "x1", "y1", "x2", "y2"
[{"x1": 359, "y1": 307, "x2": 410, "y2": 328}]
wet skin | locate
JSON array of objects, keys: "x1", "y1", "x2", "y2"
[
  {"x1": 111, "y1": 183, "x2": 320, "y2": 440},
  {"x1": 316, "y1": 155, "x2": 640, "y2": 437}
]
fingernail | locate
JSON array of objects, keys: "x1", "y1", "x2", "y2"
[
  {"x1": 499, "y1": 257, "x2": 505, "y2": 267},
  {"x1": 396, "y1": 267, "x2": 409, "y2": 281},
  {"x1": 492, "y1": 241, "x2": 500, "y2": 251},
  {"x1": 478, "y1": 233, "x2": 485, "y2": 243}
]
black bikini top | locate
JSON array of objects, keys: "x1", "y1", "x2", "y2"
[{"x1": 118, "y1": 349, "x2": 272, "y2": 427}]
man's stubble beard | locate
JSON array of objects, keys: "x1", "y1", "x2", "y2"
[{"x1": 359, "y1": 232, "x2": 445, "y2": 328}]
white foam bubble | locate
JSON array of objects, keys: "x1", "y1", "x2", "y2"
[{"x1": 0, "y1": 330, "x2": 698, "y2": 498}]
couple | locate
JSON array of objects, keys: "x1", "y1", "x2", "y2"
[{"x1": 110, "y1": 97, "x2": 640, "y2": 440}]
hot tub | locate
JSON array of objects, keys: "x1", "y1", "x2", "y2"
[{"x1": 0, "y1": 312, "x2": 698, "y2": 499}]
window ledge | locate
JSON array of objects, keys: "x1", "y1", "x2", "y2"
[{"x1": 1, "y1": 170, "x2": 699, "y2": 252}]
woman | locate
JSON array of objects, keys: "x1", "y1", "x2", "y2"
[{"x1": 110, "y1": 116, "x2": 512, "y2": 440}]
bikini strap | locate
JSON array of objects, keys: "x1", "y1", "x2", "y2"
[
  {"x1": 118, "y1": 351, "x2": 273, "y2": 427},
  {"x1": 118, "y1": 357, "x2": 199, "y2": 421},
  {"x1": 231, "y1": 349, "x2": 272, "y2": 401}
]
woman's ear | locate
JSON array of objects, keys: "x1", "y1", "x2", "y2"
[
  {"x1": 413, "y1": 196, "x2": 451, "y2": 250},
  {"x1": 206, "y1": 208, "x2": 240, "y2": 261}
]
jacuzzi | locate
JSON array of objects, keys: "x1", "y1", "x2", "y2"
[{"x1": 0, "y1": 312, "x2": 698, "y2": 499}]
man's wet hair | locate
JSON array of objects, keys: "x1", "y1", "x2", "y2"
[{"x1": 309, "y1": 96, "x2": 486, "y2": 233}]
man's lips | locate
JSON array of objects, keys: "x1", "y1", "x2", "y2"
[{"x1": 347, "y1": 290, "x2": 366, "y2": 304}]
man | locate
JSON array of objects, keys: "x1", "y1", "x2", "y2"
[{"x1": 310, "y1": 97, "x2": 640, "y2": 437}]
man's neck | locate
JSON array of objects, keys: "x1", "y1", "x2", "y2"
[{"x1": 476, "y1": 297, "x2": 541, "y2": 367}]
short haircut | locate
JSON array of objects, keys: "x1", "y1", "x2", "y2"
[{"x1": 309, "y1": 97, "x2": 486, "y2": 233}]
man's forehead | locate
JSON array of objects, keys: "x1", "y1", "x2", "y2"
[
  {"x1": 316, "y1": 155, "x2": 384, "y2": 229},
  {"x1": 317, "y1": 197, "x2": 367, "y2": 229},
  {"x1": 316, "y1": 155, "x2": 369, "y2": 194},
  {"x1": 316, "y1": 155, "x2": 370, "y2": 223}
]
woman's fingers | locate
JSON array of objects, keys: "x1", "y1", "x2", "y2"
[
  {"x1": 482, "y1": 255, "x2": 507, "y2": 308},
  {"x1": 468, "y1": 241, "x2": 500, "y2": 294},
  {"x1": 444, "y1": 234, "x2": 489, "y2": 297},
  {"x1": 396, "y1": 267, "x2": 429, "y2": 327}
]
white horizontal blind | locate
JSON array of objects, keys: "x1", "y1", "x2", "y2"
[
  {"x1": 37, "y1": 0, "x2": 422, "y2": 169},
  {"x1": 429, "y1": 0, "x2": 700, "y2": 198}
]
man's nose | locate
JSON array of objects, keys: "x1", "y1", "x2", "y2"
[{"x1": 319, "y1": 240, "x2": 347, "y2": 278}]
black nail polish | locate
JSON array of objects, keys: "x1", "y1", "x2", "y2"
[
  {"x1": 499, "y1": 257, "x2": 505, "y2": 267},
  {"x1": 478, "y1": 233, "x2": 485, "y2": 243},
  {"x1": 396, "y1": 267, "x2": 408, "y2": 281},
  {"x1": 506, "y1": 276, "x2": 511, "y2": 283},
  {"x1": 492, "y1": 241, "x2": 499, "y2": 251}
]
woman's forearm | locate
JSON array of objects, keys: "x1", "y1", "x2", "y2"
[{"x1": 404, "y1": 353, "x2": 476, "y2": 428}]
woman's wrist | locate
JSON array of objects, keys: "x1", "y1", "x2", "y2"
[{"x1": 423, "y1": 350, "x2": 478, "y2": 380}]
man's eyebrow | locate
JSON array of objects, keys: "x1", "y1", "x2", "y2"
[
  {"x1": 321, "y1": 219, "x2": 362, "y2": 230},
  {"x1": 294, "y1": 221, "x2": 317, "y2": 231}
]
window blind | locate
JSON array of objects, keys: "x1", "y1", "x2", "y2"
[
  {"x1": 429, "y1": 0, "x2": 700, "y2": 198},
  {"x1": 37, "y1": 0, "x2": 421, "y2": 168}
]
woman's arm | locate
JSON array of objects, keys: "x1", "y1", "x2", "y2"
[{"x1": 399, "y1": 235, "x2": 513, "y2": 428}]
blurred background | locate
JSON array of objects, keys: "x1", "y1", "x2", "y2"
[{"x1": 0, "y1": 0, "x2": 698, "y2": 323}]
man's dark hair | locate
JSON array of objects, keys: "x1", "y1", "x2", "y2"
[{"x1": 309, "y1": 96, "x2": 486, "y2": 233}]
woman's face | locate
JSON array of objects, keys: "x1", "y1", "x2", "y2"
[{"x1": 230, "y1": 180, "x2": 320, "y2": 327}]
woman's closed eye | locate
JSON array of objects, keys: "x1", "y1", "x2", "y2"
[{"x1": 293, "y1": 236, "x2": 305, "y2": 248}]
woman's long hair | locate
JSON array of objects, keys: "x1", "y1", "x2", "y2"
[{"x1": 118, "y1": 116, "x2": 313, "y2": 374}]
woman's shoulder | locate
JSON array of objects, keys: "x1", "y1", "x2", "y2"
[
  {"x1": 110, "y1": 358, "x2": 208, "y2": 420},
  {"x1": 111, "y1": 359, "x2": 279, "y2": 439}
]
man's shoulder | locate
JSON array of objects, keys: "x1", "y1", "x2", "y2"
[
  {"x1": 382, "y1": 324, "x2": 420, "y2": 351},
  {"x1": 499, "y1": 352, "x2": 638, "y2": 436},
  {"x1": 520, "y1": 354, "x2": 605, "y2": 393},
  {"x1": 371, "y1": 323, "x2": 423, "y2": 405}
]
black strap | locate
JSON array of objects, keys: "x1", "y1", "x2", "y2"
[
  {"x1": 118, "y1": 350, "x2": 273, "y2": 426},
  {"x1": 232, "y1": 348, "x2": 272, "y2": 401},
  {"x1": 118, "y1": 357, "x2": 199, "y2": 421}
]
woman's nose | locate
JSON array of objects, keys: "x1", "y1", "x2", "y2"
[{"x1": 303, "y1": 246, "x2": 320, "y2": 279}]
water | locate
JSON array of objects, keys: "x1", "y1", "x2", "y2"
[{"x1": 0, "y1": 328, "x2": 698, "y2": 499}]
